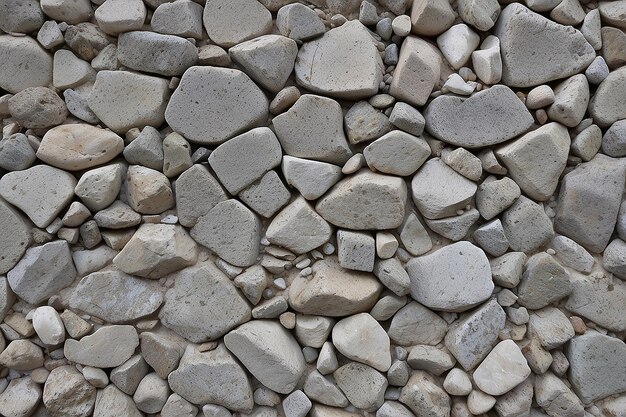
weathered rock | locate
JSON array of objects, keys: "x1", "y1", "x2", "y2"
[
  {"x1": 126, "y1": 165, "x2": 175, "y2": 215},
  {"x1": 373, "y1": 258, "x2": 411, "y2": 296},
  {"x1": 295, "y1": 21, "x2": 383, "y2": 100},
  {"x1": 113, "y1": 224, "x2": 198, "y2": 279},
  {"x1": 548, "y1": 75, "x2": 590, "y2": 127},
  {"x1": 474, "y1": 340, "x2": 531, "y2": 396},
  {"x1": 316, "y1": 170, "x2": 407, "y2": 230},
  {"x1": 551, "y1": 235, "x2": 595, "y2": 273},
  {"x1": 334, "y1": 362, "x2": 387, "y2": 411},
  {"x1": 93, "y1": 385, "x2": 142, "y2": 417},
  {"x1": 239, "y1": 170, "x2": 291, "y2": 219},
  {"x1": 517, "y1": 253, "x2": 572, "y2": 309},
  {"x1": 399, "y1": 371, "x2": 450, "y2": 417},
  {"x1": 123, "y1": 126, "x2": 164, "y2": 171},
  {"x1": 282, "y1": 156, "x2": 343, "y2": 200},
  {"x1": 0, "y1": 377, "x2": 41, "y2": 417},
  {"x1": 289, "y1": 257, "x2": 382, "y2": 316},
  {"x1": 191, "y1": 199, "x2": 261, "y2": 267},
  {"x1": 424, "y1": 85, "x2": 533, "y2": 148},
  {"x1": 8, "y1": 87, "x2": 67, "y2": 129},
  {"x1": 0, "y1": 35, "x2": 52, "y2": 94},
  {"x1": 410, "y1": 0, "x2": 455, "y2": 36},
  {"x1": 75, "y1": 164, "x2": 122, "y2": 212},
  {"x1": 555, "y1": 154, "x2": 626, "y2": 253},
  {"x1": 332, "y1": 313, "x2": 391, "y2": 372},
  {"x1": 0, "y1": 133, "x2": 36, "y2": 171},
  {"x1": 202, "y1": 0, "x2": 272, "y2": 48},
  {"x1": 496, "y1": 123, "x2": 570, "y2": 201},
  {"x1": 64, "y1": 325, "x2": 139, "y2": 368},
  {"x1": 0, "y1": 199, "x2": 30, "y2": 275},
  {"x1": 445, "y1": 299, "x2": 506, "y2": 370},
  {"x1": 133, "y1": 372, "x2": 169, "y2": 414},
  {"x1": 70, "y1": 270, "x2": 164, "y2": 323},
  {"x1": 458, "y1": 0, "x2": 500, "y2": 31},
  {"x1": 224, "y1": 320, "x2": 306, "y2": 394},
  {"x1": 8, "y1": 240, "x2": 76, "y2": 304},
  {"x1": 388, "y1": 301, "x2": 447, "y2": 346},
  {"x1": 535, "y1": 372, "x2": 584, "y2": 417},
  {"x1": 502, "y1": 196, "x2": 554, "y2": 253},
  {"x1": 37, "y1": 124, "x2": 124, "y2": 171},
  {"x1": 176, "y1": 165, "x2": 228, "y2": 227},
  {"x1": 165, "y1": 66, "x2": 268, "y2": 144},
  {"x1": 0, "y1": 340, "x2": 43, "y2": 370},
  {"x1": 566, "y1": 332, "x2": 626, "y2": 403},
  {"x1": 276, "y1": 3, "x2": 325, "y2": 41},
  {"x1": 406, "y1": 242, "x2": 493, "y2": 312},
  {"x1": 160, "y1": 261, "x2": 251, "y2": 342},
  {"x1": 528, "y1": 308, "x2": 575, "y2": 350},
  {"x1": 117, "y1": 31, "x2": 198, "y2": 76},
  {"x1": 43, "y1": 366, "x2": 96, "y2": 417},
  {"x1": 364, "y1": 131, "x2": 430, "y2": 176},
  {"x1": 589, "y1": 66, "x2": 626, "y2": 128},
  {"x1": 94, "y1": 0, "x2": 145, "y2": 35},
  {"x1": 32, "y1": 306, "x2": 65, "y2": 345},
  {"x1": 168, "y1": 345, "x2": 253, "y2": 412},
  {"x1": 493, "y1": 3, "x2": 595, "y2": 87}
]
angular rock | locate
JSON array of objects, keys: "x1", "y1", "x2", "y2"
[
  {"x1": 151, "y1": 0, "x2": 203, "y2": 38},
  {"x1": 176, "y1": 165, "x2": 227, "y2": 227},
  {"x1": 364, "y1": 131, "x2": 430, "y2": 176},
  {"x1": 276, "y1": 3, "x2": 325, "y2": 41},
  {"x1": 437, "y1": 24, "x2": 480, "y2": 70},
  {"x1": 9, "y1": 87, "x2": 67, "y2": 129},
  {"x1": 399, "y1": 371, "x2": 450, "y2": 417},
  {"x1": 289, "y1": 257, "x2": 382, "y2": 316},
  {"x1": 126, "y1": 165, "x2": 175, "y2": 215},
  {"x1": 123, "y1": 126, "x2": 164, "y2": 171},
  {"x1": 229, "y1": 34, "x2": 297, "y2": 93},
  {"x1": 535, "y1": 372, "x2": 584, "y2": 417},
  {"x1": 316, "y1": 170, "x2": 407, "y2": 230},
  {"x1": 239, "y1": 170, "x2": 291, "y2": 218},
  {"x1": 474, "y1": 340, "x2": 531, "y2": 396},
  {"x1": 93, "y1": 201, "x2": 141, "y2": 229},
  {"x1": 282, "y1": 156, "x2": 342, "y2": 200},
  {"x1": 94, "y1": 0, "x2": 145, "y2": 35},
  {"x1": 0, "y1": 35, "x2": 52, "y2": 94},
  {"x1": 495, "y1": 122, "x2": 570, "y2": 201},
  {"x1": 406, "y1": 242, "x2": 493, "y2": 312},
  {"x1": 566, "y1": 332, "x2": 626, "y2": 403},
  {"x1": 458, "y1": 0, "x2": 500, "y2": 31},
  {"x1": 224, "y1": 320, "x2": 306, "y2": 394},
  {"x1": 337, "y1": 230, "x2": 375, "y2": 272},
  {"x1": 202, "y1": 0, "x2": 272, "y2": 48},
  {"x1": 64, "y1": 325, "x2": 139, "y2": 368},
  {"x1": 388, "y1": 301, "x2": 447, "y2": 346},
  {"x1": 32, "y1": 306, "x2": 65, "y2": 345},
  {"x1": 209, "y1": 127, "x2": 282, "y2": 195},
  {"x1": 166, "y1": 66, "x2": 268, "y2": 144},
  {"x1": 168, "y1": 345, "x2": 253, "y2": 412},
  {"x1": 344, "y1": 101, "x2": 393, "y2": 145},
  {"x1": 109, "y1": 355, "x2": 149, "y2": 395},
  {"x1": 70, "y1": 270, "x2": 164, "y2": 323},
  {"x1": 528, "y1": 308, "x2": 575, "y2": 350},
  {"x1": 548, "y1": 75, "x2": 590, "y2": 128},
  {"x1": 295, "y1": 21, "x2": 383, "y2": 100},
  {"x1": 424, "y1": 85, "x2": 533, "y2": 148},
  {"x1": 445, "y1": 299, "x2": 506, "y2": 370},
  {"x1": 8, "y1": 240, "x2": 76, "y2": 304},
  {"x1": 0, "y1": 133, "x2": 36, "y2": 171},
  {"x1": 334, "y1": 363, "x2": 387, "y2": 411},
  {"x1": 589, "y1": 66, "x2": 626, "y2": 128},
  {"x1": 0, "y1": 199, "x2": 30, "y2": 275},
  {"x1": 43, "y1": 366, "x2": 96, "y2": 417},
  {"x1": 494, "y1": 3, "x2": 596, "y2": 87},
  {"x1": 390, "y1": 36, "x2": 443, "y2": 106},
  {"x1": 75, "y1": 164, "x2": 122, "y2": 212},
  {"x1": 37, "y1": 124, "x2": 124, "y2": 171},
  {"x1": 373, "y1": 258, "x2": 411, "y2": 296},
  {"x1": 117, "y1": 31, "x2": 198, "y2": 76},
  {"x1": 93, "y1": 385, "x2": 142, "y2": 417},
  {"x1": 88, "y1": 70, "x2": 169, "y2": 133},
  {"x1": 555, "y1": 154, "x2": 626, "y2": 252},
  {"x1": 272, "y1": 94, "x2": 352, "y2": 164},
  {"x1": 407, "y1": 345, "x2": 456, "y2": 375},
  {"x1": 517, "y1": 253, "x2": 572, "y2": 309},
  {"x1": 551, "y1": 235, "x2": 594, "y2": 273},
  {"x1": 502, "y1": 196, "x2": 554, "y2": 253},
  {"x1": 332, "y1": 313, "x2": 391, "y2": 372},
  {"x1": 159, "y1": 261, "x2": 251, "y2": 342},
  {"x1": 0, "y1": 340, "x2": 43, "y2": 370},
  {"x1": 191, "y1": 199, "x2": 261, "y2": 267},
  {"x1": 410, "y1": 0, "x2": 455, "y2": 36},
  {"x1": 0, "y1": 378, "x2": 41, "y2": 417}
]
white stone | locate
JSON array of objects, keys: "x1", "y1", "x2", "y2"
[
  {"x1": 332, "y1": 313, "x2": 391, "y2": 372},
  {"x1": 437, "y1": 24, "x2": 480, "y2": 70},
  {"x1": 473, "y1": 340, "x2": 531, "y2": 396},
  {"x1": 94, "y1": 0, "x2": 146, "y2": 35},
  {"x1": 32, "y1": 306, "x2": 65, "y2": 345},
  {"x1": 282, "y1": 156, "x2": 343, "y2": 200},
  {"x1": 0, "y1": 35, "x2": 52, "y2": 94}
]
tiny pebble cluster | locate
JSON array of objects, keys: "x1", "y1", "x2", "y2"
[{"x1": 0, "y1": 0, "x2": 625, "y2": 416}]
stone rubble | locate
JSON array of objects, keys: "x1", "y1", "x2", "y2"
[{"x1": 0, "y1": 0, "x2": 624, "y2": 416}]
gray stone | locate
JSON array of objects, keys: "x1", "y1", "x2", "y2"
[
  {"x1": 0, "y1": 198, "x2": 30, "y2": 275},
  {"x1": 364, "y1": 131, "x2": 430, "y2": 176},
  {"x1": 436, "y1": 24, "x2": 480, "y2": 70},
  {"x1": 123, "y1": 126, "x2": 164, "y2": 171},
  {"x1": 0, "y1": 133, "x2": 36, "y2": 171},
  {"x1": 424, "y1": 85, "x2": 533, "y2": 148},
  {"x1": 441, "y1": 147, "x2": 482, "y2": 181},
  {"x1": 473, "y1": 340, "x2": 531, "y2": 396},
  {"x1": 133, "y1": 372, "x2": 169, "y2": 414},
  {"x1": 162, "y1": 132, "x2": 192, "y2": 177},
  {"x1": 445, "y1": 299, "x2": 506, "y2": 371},
  {"x1": 472, "y1": 218, "x2": 509, "y2": 256},
  {"x1": 424, "y1": 209, "x2": 480, "y2": 242},
  {"x1": 202, "y1": 0, "x2": 272, "y2": 48},
  {"x1": 337, "y1": 230, "x2": 375, "y2": 272},
  {"x1": 165, "y1": 66, "x2": 268, "y2": 144},
  {"x1": 407, "y1": 345, "x2": 455, "y2": 375},
  {"x1": 571, "y1": 124, "x2": 602, "y2": 161},
  {"x1": 282, "y1": 156, "x2": 342, "y2": 200},
  {"x1": 344, "y1": 101, "x2": 393, "y2": 145},
  {"x1": 295, "y1": 21, "x2": 383, "y2": 100},
  {"x1": 566, "y1": 332, "x2": 626, "y2": 403},
  {"x1": 52, "y1": 49, "x2": 94, "y2": 90},
  {"x1": 502, "y1": 196, "x2": 554, "y2": 253},
  {"x1": 224, "y1": 320, "x2": 306, "y2": 394},
  {"x1": 118, "y1": 31, "x2": 197, "y2": 76},
  {"x1": 443, "y1": 369, "x2": 472, "y2": 396},
  {"x1": 191, "y1": 199, "x2": 260, "y2": 267},
  {"x1": 70, "y1": 270, "x2": 164, "y2": 323},
  {"x1": 399, "y1": 371, "x2": 450, "y2": 417},
  {"x1": 411, "y1": 158, "x2": 477, "y2": 219},
  {"x1": 110, "y1": 355, "x2": 149, "y2": 395},
  {"x1": 8, "y1": 87, "x2": 67, "y2": 129},
  {"x1": 276, "y1": 3, "x2": 325, "y2": 41},
  {"x1": 547, "y1": 75, "x2": 590, "y2": 127},
  {"x1": 400, "y1": 212, "x2": 433, "y2": 255},
  {"x1": 239, "y1": 170, "x2": 291, "y2": 218},
  {"x1": 589, "y1": 66, "x2": 626, "y2": 128},
  {"x1": 316, "y1": 169, "x2": 407, "y2": 230},
  {"x1": 388, "y1": 301, "x2": 447, "y2": 346},
  {"x1": 8, "y1": 240, "x2": 76, "y2": 304},
  {"x1": 602, "y1": 120, "x2": 626, "y2": 157},
  {"x1": 75, "y1": 164, "x2": 122, "y2": 212},
  {"x1": 0, "y1": 340, "x2": 43, "y2": 370},
  {"x1": 535, "y1": 372, "x2": 584, "y2": 417},
  {"x1": 458, "y1": 0, "x2": 500, "y2": 31},
  {"x1": 493, "y1": 3, "x2": 595, "y2": 87},
  {"x1": 160, "y1": 261, "x2": 251, "y2": 342},
  {"x1": 406, "y1": 242, "x2": 493, "y2": 312},
  {"x1": 555, "y1": 154, "x2": 626, "y2": 253},
  {"x1": 0, "y1": 35, "x2": 52, "y2": 94},
  {"x1": 565, "y1": 270, "x2": 626, "y2": 332},
  {"x1": 0, "y1": 378, "x2": 41, "y2": 417},
  {"x1": 93, "y1": 201, "x2": 141, "y2": 229},
  {"x1": 140, "y1": 331, "x2": 185, "y2": 379},
  {"x1": 289, "y1": 257, "x2": 382, "y2": 316},
  {"x1": 304, "y1": 370, "x2": 348, "y2": 408},
  {"x1": 604, "y1": 239, "x2": 626, "y2": 279},
  {"x1": 93, "y1": 385, "x2": 142, "y2": 417},
  {"x1": 176, "y1": 165, "x2": 227, "y2": 227},
  {"x1": 373, "y1": 258, "x2": 411, "y2": 296},
  {"x1": 283, "y1": 390, "x2": 312, "y2": 417},
  {"x1": 161, "y1": 394, "x2": 198, "y2": 417},
  {"x1": 517, "y1": 253, "x2": 572, "y2": 309},
  {"x1": 389, "y1": 102, "x2": 426, "y2": 136},
  {"x1": 209, "y1": 127, "x2": 282, "y2": 194},
  {"x1": 151, "y1": 0, "x2": 203, "y2": 39},
  {"x1": 334, "y1": 363, "x2": 387, "y2": 411},
  {"x1": 0, "y1": 0, "x2": 44, "y2": 33},
  {"x1": 94, "y1": 0, "x2": 145, "y2": 35},
  {"x1": 64, "y1": 325, "x2": 139, "y2": 368},
  {"x1": 168, "y1": 344, "x2": 253, "y2": 412},
  {"x1": 43, "y1": 366, "x2": 96, "y2": 417},
  {"x1": 88, "y1": 70, "x2": 170, "y2": 133},
  {"x1": 272, "y1": 94, "x2": 352, "y2": 164},
  {"x1": 229, "y1": 35, "x2": 298, "y2": 93},
  {"x1": 0, "y1": 165, "x2": 76, "y2": 228},
  {"x1": 551, "y1": 235, "x2": 594, "y2": 273},
  {"x1": 332, "y1": 313, "x2": 391, "y2": 372},
  {"x1": 496, "y1": 123, "x2": 570, "y2": 201},
  {"x1": 528, "y1": 308, "x2": 575, "y2": 350}
]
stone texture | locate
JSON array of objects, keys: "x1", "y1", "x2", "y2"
[
  {"x1": 202, "y1": 0, "x2": 272, "y2": 48},
  {"x1": 74, "y1": 164, "x2": 122, "y2": 212},
  {"x1": 399, "y1": 371, "x2": 450, "y2": 417},
  {"x1": 589, "y1": 66, "x2": 626, "y2": 128},
  {"x1": 332, "y1": 313, "x2": 391, "y2": 372},
  {"x1": 176, "y1": 165, "x2": 228, "y2": 227},
  {"x1": 64, "y1": 325, "x2": 139, "y2": 368},
  {"x1": 0, "y1": 199, "x2": 30, "y2": 275},
  {"x1": 126, "y1": 165, "x2": 175, "y2": 215},
  {"x1": 474, "y1": 340, "x2": 531, "y2": 396},
  {"x1": 0, "y1": 35, "x2": 52, "y2": 94},
  {"x1": 388, "y1": 301, "x2": 447, "y2": 346},
  {"x1": 364, "y1": 131, "x2": 430, "y2": 176},
  {"x1": 43, "y1": 366, "x2": 96, "y2": 417}
]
